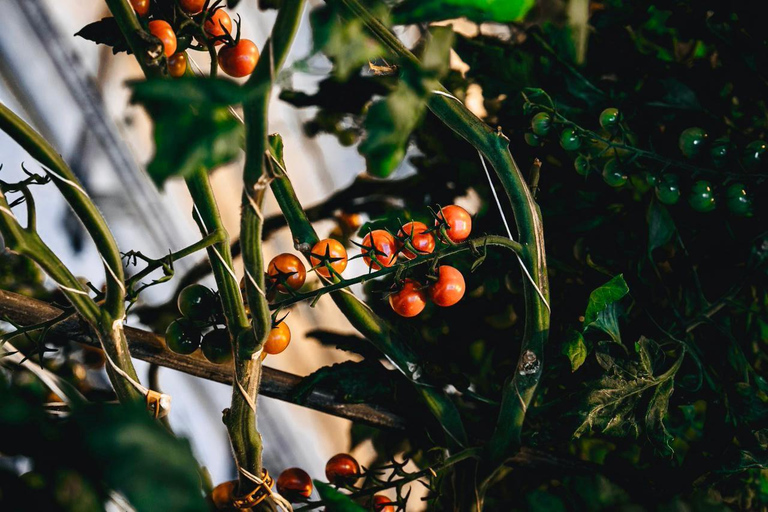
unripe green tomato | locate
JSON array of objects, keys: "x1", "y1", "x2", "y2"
[
  {"x1": 725, "y1": 183, "x2": 752, "y2": 216},
  {"x1": 599, "y1": 108, "x2": 621, "y2": 131},
  {"x1": 602, "y1": 159, "x2": 628, "y2": 187},
  {"x1": 709, "y1": 137, "x2": 731, "y2": 167},
  {"x1": 524, "y1": 132, "x2": 542, "y2": 147},
  {"x1": 742, "y1": 140, "x2": 767, "y2": 170},
  {"x1": 201, "y1": 329, "x2": 232, "y2": 364},
  {"x1": 574, "y1": 155, "x2": 590, "y2": 176},
  {"x1": 643, "y1": 172, "x2": 659, "y2": 187},
  {"x1": 679, "y1": 127, "x2": 708, "y2": 159},
  {"x1": 177, "y1": 284, "x2": 216, "y2": 321},
  {"x1": 165, "y1": 319, "x2": 202, "y2": 355},
  {"x1": 559, "y1": 128, "x2": 581, "y2": 151},
  {"x1": 688, "y1": 180, "x2": 716, "y2": 212},
  {"x1": 531, "y1": 112, "x2": 552, "y2": 136},
  {"x1": 655, "y1": 175, "x2": 681, "y2": 205}
]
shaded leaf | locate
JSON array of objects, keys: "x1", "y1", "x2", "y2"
[
  {"x1": 562, "y1": 330, "x2": 588, "y2": 372},
  {"x1": 290, "y1": 360, "x2": 396, "y2": 404},
  {"x1": 75, "y1": 18, "x2": 130, "y2": 54},
  {"x1": 584, "y1": 274, "x2": 629, "y2": 326},
  {"x1": 588, "y1": 302, "x2": 623, "y2": 344},
  {"x1": 129, "y1": 77, "x2": 246, "y2": 186},
  {"x1": 647, "y1": 200, "x2": 676, "y2": 256},
  {"x1": 314, "y1": 481, "x2": 367, "y2": 511},
  {"x1": 417, "y1": 385, "x2": 468, "y2": 448},
  {"x1": 393, "y1": 0, "x2": 535, "y2": 24},
  {"x1": 305, "y1": 329, "x2": 381, "y2": 359},
  {"x1": 645, "y1": 376, "x2": 675, "y2": 457}
]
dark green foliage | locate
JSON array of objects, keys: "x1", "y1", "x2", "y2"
[{"x1": 75, "y1": 18, "x2": 130, "y2": 54}]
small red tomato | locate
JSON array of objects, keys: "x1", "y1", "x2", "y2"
[
  {"x1": 130, "y1": 0, "x2": 149, "y2": 16},
  {"x1": 429, "y1": 265, "x2": 465, "y2": 307},
  {"x1": 397, "y1": 221, "x2": 435, "y2": 259},
  {"x1": 180, "y1": 0, "x2": 206, "y2": 14},
  {"x1": 148, "y1": 20, "x2": 177, "y2": 57},
  {"x1": 168, "y1": 53, "x2": 187, "y2": 78},
  {"x1": 389, "y1": 279, "x2": 427, "y2": 318},
  {"x1": 436, "y1": 205, "x2": 472, "y2": 243},
  {"x1": 218, "y1": 39, "x2": 260, "y2": 78},
  {"x1": 310, "y1": 239, "x2": 348, "y2": 278},
  {"x1": 264, "y1": 322, "x2": 291, "y2": 355},
  {"x1": 372, "y1": 494, "x2": 395, "y2": 512},
  {"x1": 325, "y1": 453, "x2": 360, "y2": 485},
  {"x1": 204, "y1": 9, "x2": 233, "y2": 45},
  {"x1": 277, "y1": 468, "x2": 313, "y2": 500},
  {"x1": 361, "y1": 230, "x2": 398, "y2": 270},
  {"x1": 267, "y1": 253, "x2": 306, "y2": 292}
]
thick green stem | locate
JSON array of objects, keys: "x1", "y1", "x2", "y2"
[{"x1": 104, "y1": 0, "x2": 167, "y2": 77}]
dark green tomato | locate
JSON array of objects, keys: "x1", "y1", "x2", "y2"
[
  {"x1": 679, "y1": 127, "x2": 708, "y2": 159},
  {"x1": 177, "y1": 284, "x2": 216, "y2": 321},
  {"x1": 602, "y1": 159, "x2": 628, "y2": 187},
  {"x1": 709, "y1": 137, "x2": 731, "y2": 167},
  {"x1": 201, "y1": 329, "x2": 232, "y2": 364},
  {"x1": 742, "y1": 140, "x2": 767, "y2": 170},
  {"x1": 725, "y1": 183, "x2": 752, "y2": 216},
  {"x1": 524, "y1": 132, "x2": 542, "y2": 147},
  {"x1": 559, "y1": 128, "x2": 581, "y2": 151},
  {"x1": 643, "y1": 172, "x2": 659, "y2": 187},
  {"x1": 655, "y1": 175, "x2": 681, "y2": 205},
  {"x1": 689, "y1": 180, "x2": 716, "y2": 212},
  {"x1": 574, "y1": 155, "x2": 590, "y2": 176},
  {"x1": 165, "y1": 319, "x2": 201, "y2": 355},
  {"x1": 531, "y1": 112, "x2": 552, "y2": 136},
  {"x1": 599, "y1": 108, "x2": 620, "y2": 131}
]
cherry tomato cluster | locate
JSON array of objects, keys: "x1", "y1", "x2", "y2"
[
  {"x1": 129, "y1": 0, "x2": 259, "y2": 78},
  {"x1": 164, "y1": 284, "x2": 233, "y2": 363},
  {"x1": 269, "y1": 454, "x2": 393, "y2": 510},
  {"x1": 526, "y1": 106, "x2": 756, "y2": 217}
]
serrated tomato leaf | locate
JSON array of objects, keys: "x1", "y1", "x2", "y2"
[
  {"x1": 75, "y1": 17, "x2": 131, "y2": 54},
  {"x1": 314, "y1": 481, "x2": 367, "y2": 511},
  {"x1": 129, "y1": 77, "x2": 246, "y2": 186}
]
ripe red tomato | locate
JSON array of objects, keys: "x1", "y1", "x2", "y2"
[
  {"x1": 397, "y1": 221, "x2": 435, "y2": 259},
  {"x1": 325, "y1": 453, "x2": 360, "y2": 485},
  {"x1": 264, "y1": 322, "x2": 290, "y2": 355},
  {"x1": 168, "y1": 53, "x2": 187, "y2": 78},
  {"x1": 429, "y1": 265, "x2": 465, "y2": 307},
  {"x1": 218, "y1": 39, "x2": 260, "y2": 78},
  {"x1": 148, "y1": 20, "x2": 177, "y2": 57},
  {"x1": 310, "y1": 239, "x2": 348, "y2": 278},
  {"x1": 276, "y1": 468, "x2": 313, "y2": 500},
  {"x1": 436, "y1": 205, "x2": 472, "y2": 243},
  {"x1": 361, "y1": 230, "x2": 398, "y2": 270},
  {"x1": 130, "y1": 0, "x2": 149, "y2": 17},
  {"x1": 204, "y1": 9, "x2": 233, "y2": 45},
  {"x1": 372, "y1": 495, "x2": 394, "y2": 512},
  {"x1": 267, "y1": 253, "x2": 306, "y2": 292},
  {"x1": 389, "y1": 279, "x2": 427, "y2": 318},
  {"x1": 180, "y1": 0, "x2": 206, "y2": 14}
]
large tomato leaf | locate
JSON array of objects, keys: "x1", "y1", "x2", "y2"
[
  {"x1": 75, "y1": 17, "x2": 131, "y2": 54},
  {"x1": 393, "y1": 0, "x2": 535, "y2": 23}
]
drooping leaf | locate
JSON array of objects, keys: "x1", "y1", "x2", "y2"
[
  {"x1": 562, "y1": 330, "x2": 588, "y2": 372},
  {"x1": 290, "y1": 360, "x2": 396, "y2": 405},
  {"x1": 305, "y1": 329, "x2": 382, "y2": 359},
  {"x1": 393, "y1": 0, "x2": 535, "y2": 24},
  {"x1": 314, "y1": 481, "x2": 367, "y2": 511},
  {"x1": 645, "y1": 376, "x2": 676, "y2": 457},
  {"x1": 310, "y1": 4, "x2": 386, "y2": 80},
  {"x1": 584, "y1": 274, "x2": 630, "y2": 326},
  {"x1": 647, "y1": 200, "x2": 676, "y2": 256},
  {"x1": 75, "y1": 18, "x2": 131, "y2": 54},
  {"x1": 588, "y1": 302, "x2": 623, "y2": 344},
  {"x1": 129, "y1": 77, "x2": 247, "y2": 186},
  {"x1": 417, "y1": 385, "x2": 468, "y2": 448}
]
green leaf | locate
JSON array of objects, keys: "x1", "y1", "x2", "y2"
[
  {"x1": 588, "y1": 302, "x2": 623, "y2": 344},
  {"x1": 314, "y1": 481, "x2": 367, "y2": 511},
  {"x1": 75, "y1": 18, "x2": 130, "y2": 54},
  {"x1": 290, "y1": 360, "x2": 396, "y2": 404},
  {"x1": 562, "y1": 330, "x2": 588, "y2": 372},
  {"x1": 393, "y1": 0, "x2": 535, "y2": 23},
  {"x1": 417, "y1": 385, "x2": 468, "y2": 448},
  {"x1": 310, "y1": 4, "x2": 385, "y2": 80},
  {"x1": 645, "y1": 376, "x2": 675, "y2": 457},
  {"x1": 647, "y1": 200, "x2": 676, "y2": 256},
  {"x1": 584, "y1": 275, "x2": 630, "y2": 326},
  {"x1": 129, "y1": 78, "x2": 246, "y2": 186}
]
